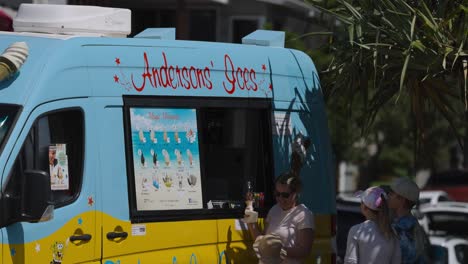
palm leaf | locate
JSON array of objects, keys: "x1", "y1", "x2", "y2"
[
  {"x1": 340, "y1": 0, "x2": 363, "y2": 20},
  {"x1": 452, "y1": 39, "x2": 467, "y2": 69},
  {"x1": 307, "y1": 0, "x2": 467, "y2": 167},
  {"x1": 398, "y1": 50, "x2": 411, "y2": 101}
]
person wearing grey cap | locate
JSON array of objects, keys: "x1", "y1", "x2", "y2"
[{"x1": 387, "y1": 177, "x2": 431, "y2": 264}]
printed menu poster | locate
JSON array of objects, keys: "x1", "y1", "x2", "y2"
[
  {"x1": 49, "y1": 144, "x2": 69, "y2": 190},
  {"x1": 130, "y1": 108, "x2": 203, "y2": 211}
]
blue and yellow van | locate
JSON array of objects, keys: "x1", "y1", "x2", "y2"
[{"x1": 0, "y1": 4, "x2": 335, "y2": 264}]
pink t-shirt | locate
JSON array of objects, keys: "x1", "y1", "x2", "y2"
[{"x1": 265, "y1": 204, "x2": 315, "y2": 264}]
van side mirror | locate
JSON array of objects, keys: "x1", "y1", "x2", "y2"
[{"x1": 20, "y1": 170, "x2": 54, "y2": 222}]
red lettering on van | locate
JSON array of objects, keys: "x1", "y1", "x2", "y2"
[
  {"x1": 131, "y1": 52, "x2": 213, "y2": 92},
  {"x1": 223, "y1": 54, "x2": 236, "y2": 94},
  {"x1": 120, "y1": 52, "x2": 264, "y2": 95},
  {"x1": 131, "y1": 52, "x2": 152, "y2": 92},
  {"x1": 222, "y1": 54, "x2": 258, "y2": 94}
]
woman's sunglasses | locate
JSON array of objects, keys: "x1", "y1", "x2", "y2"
[{"x1": 275, "y1": 191, "x2": 292, "y2": 199}]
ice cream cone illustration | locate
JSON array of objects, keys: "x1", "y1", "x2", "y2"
[
  {"x1": 57, "y1": 168, "x2": 63, "y2": 181},
  {"x1": 186, "y1": 149, "x2": 193, "y2": 166},
  {"x1": 174, "y1": 130, "x2": 180, "y2": 144},
  {"x1": 152, "y1": 175, "x2": 159, "y2": 190},
  {"x1": 151, "y1": 149, "x2": 158, "y2": 168},
  {"x1": 162, "y1": 172, "x2": 172, "y2": 187},
  {"x1": 187, "y1": 174, "x2": 197, "y2": 186},
  {"x1": 177, "y1": 173, "x2": 183, "y2": 189},
  {"x1": 162, "y1": 149, "x2": 170, "y2": 166},
  {"x1": 175, "y1": 149, "x2": 182, "y2": 165},
  {"x1": 150, "y1": 129, "x2": 157, "y2": 143},
  {"x1": 186, "y1": 128, "x2": 194, "y2": 143},
  {"x1": 163, "y1": 130, "x2": 168, "y2": 143},
  {"x1": 142, "y1": 178, "x2": 151, "y2": 190},
  {"x1": 139, "y1": 128, "x2": 146, "y2": 143},
  {"x1": 138, "y1": 149, "x2": 146, "y2": 167}
]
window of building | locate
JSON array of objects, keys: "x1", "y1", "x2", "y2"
[
  {"x1": 230, "y1": 17, "x2": 264, "y2": 43},
  {"x1": 124, "y1": 97, "x2": 273, "y2": 222},
  {"x1": 130, "y1": 9, "x2": 176, "y2": 37},
  {"x1": 189, "y1": 10, "x2": 216, "y2": 41},
  {"x1": 2, "y1": 109, "x2": 84, "y2": 216}
]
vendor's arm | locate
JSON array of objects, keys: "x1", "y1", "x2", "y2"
[
  {"x1": 247, "y1": 221, "x2": 266, "y2": 240},
  {"x1": 284, "y1": 228, "x2": 314, "y2": 258},
  {"x1": 247, "y1": 216, "x2": 268, "y2": 241},
  {"x1": 247, "y1": 207, "x2": 271, "y2": 240}
]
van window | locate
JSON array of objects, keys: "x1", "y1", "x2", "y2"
[
  {"x1": 0, "y1": 104, "x2": 20, "y2": 156},
  {"x1": 124, "y1": 97, "x2": 273, "y2": 221},
  {"x1": 430, "y1": 245, "x2": 448, "y2": 264},
  {"x1": 199, "y1": 108, "x2": 271, "y2": 208},
  {"x1": 2, "y1": 109, "x2": 84, "y2": 209},
  {"x1": 455, "y1": 244, "x2": 468, "y2": 264}
]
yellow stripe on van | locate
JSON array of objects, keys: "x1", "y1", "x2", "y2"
[{"x1": 2, "y1": 211, "x2": 98, "y2": 264}]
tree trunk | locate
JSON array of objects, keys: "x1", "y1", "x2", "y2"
[
  {"x1": 464, "y1": 109, "x2": 468, "y2": 168},
  {"x1": 461, "y1": 59, "x2": 467, "y2": 169}
]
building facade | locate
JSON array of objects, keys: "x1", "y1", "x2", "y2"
[{"x1": 68, "y1": 0, "x2": 329, "y2": 47}]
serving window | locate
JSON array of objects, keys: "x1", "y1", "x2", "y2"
[{"x1": 124, "y1": 97, "x2": 273, "y2": 222}]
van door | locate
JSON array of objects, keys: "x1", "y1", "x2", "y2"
[
  {"x1": 0, "y1": 99, "x2": 98, "y2": 264},
  {"x1": 0, "y1": 104, "x2": 20, "y2": 264}
]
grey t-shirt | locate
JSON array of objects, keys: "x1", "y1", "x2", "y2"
[{"x1": 344, "y1": 220, "x2": 401, "y2": 264}]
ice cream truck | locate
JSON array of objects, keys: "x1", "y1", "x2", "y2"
[{"x1": 0, "y1": 4, "x2": 336, "y2": 264}]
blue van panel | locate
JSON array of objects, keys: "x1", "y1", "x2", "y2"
[
  {"x1": 242, "y1": 30, "x2": 285, "y2": 47},
  {"x1": 1, "y1": 35, "x2": 323, "y2": 107},
  {"x1": 97, "y1": 100, "x2": 130, "y2": 221},
  {"x1": 271, "y1": 102, "x2": 335, "y2": 214},
  {"x1": 0, "y1": 36, "x2": 57, "y2": 105}
]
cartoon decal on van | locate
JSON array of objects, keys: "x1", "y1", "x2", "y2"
[
  {"x1": 113, "y1": 53, "x2": 273, "y2": 96},
  {"x1": 50, "y1": 241, "x2": 65, "y2": 264}
]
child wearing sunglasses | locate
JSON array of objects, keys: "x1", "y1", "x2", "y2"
[{"x1": 247, "y1": 171, "x2": 315, "y2": 264}]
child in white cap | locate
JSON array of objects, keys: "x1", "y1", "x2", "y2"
[{"x1": 344, "y1": 186, "x2": 401, "y2": 264}]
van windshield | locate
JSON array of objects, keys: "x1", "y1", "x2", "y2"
[{"x1": 0, "y1": 104, "x2": 20, "y2": 155}]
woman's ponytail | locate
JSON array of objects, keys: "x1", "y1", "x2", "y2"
[{"x1": 375, "y1": 194, "x2": 396, "y2": 240}]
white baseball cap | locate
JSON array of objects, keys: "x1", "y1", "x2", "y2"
[{"x1": 355, "y1": 186, "x2": 387, "y2": 211}]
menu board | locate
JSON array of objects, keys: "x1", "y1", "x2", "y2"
[{"x1": 130, "y1": 108, "x2": 203, "y2": 211}]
